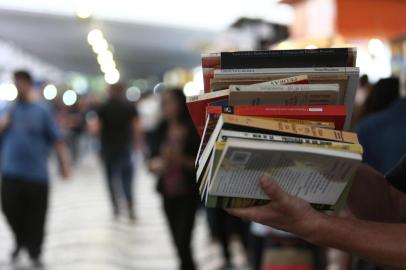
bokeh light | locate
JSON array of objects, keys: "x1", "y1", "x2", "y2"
[
  {"x1": 126, "y1": 86, "x2": 141, "y2": 102},
  {"x1": 43, "y1": 84, "x2": 58, "y2": 100},
  {"x1": 62, "y1": 90, "x2": 78, "y2": 106},
  {"x1": 104, "y1": 69, "x2": 120, "y2": 84},
  {"x1": 0, "y1": 83, "x2": 18, "y2": 101}
]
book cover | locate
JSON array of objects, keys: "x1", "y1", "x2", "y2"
[
  {"x1": 208, "y1": 138, "x2": 361, "y2": 208},
  {"x1": 186, "y1": 89, "x2": 229, "y2": 137}
]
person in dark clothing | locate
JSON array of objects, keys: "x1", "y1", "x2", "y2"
[
  {"x1": 357, "y1": 98, "x2": 406, "y2": 174},
  {"x1": 96, "y1": 83, "x2": 142, "y2": 221},
  {"x1": 148, "y1": 89, "x2": 200, "y2": 270},
  {"x1": 359, "y1": 77, "x2": 399, "y2": 121},
  {"x1": 0, "y1": 70, "x2": 71, "y2": 267},
  {"x1": 206, "y1": 208, "x2": 251, "y2": 269},
  {"x1": 354, "y1": 97, "x2": 406, "y2": 269}
]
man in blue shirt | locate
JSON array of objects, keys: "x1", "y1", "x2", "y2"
[{"x1": 0, "y1": 70, "x2": 70, "y2": 267}]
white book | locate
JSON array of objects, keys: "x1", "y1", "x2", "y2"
[
  {"x1": 209, "y1": 138, "x2": 361, "y2": 207},
  {"x1": 229, "y1": 83, "x2": 340, "y2": 92},
  {"x1": 214, "y1": 67, "x2": 359, "y2": 76}
]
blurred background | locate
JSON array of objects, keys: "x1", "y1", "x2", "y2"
[{"x1": 0, "y1": 0, "x2": 405, "y2": 269}]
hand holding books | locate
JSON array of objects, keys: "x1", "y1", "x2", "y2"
[
  {"x1": 226, "y1": 175, "x2": 321, "y2": 236},
  {"x1": 188, "y1": 48, "x2": 361, "y2": 210}
]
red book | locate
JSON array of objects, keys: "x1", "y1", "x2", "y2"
[
  {"x1": 186, "y1": 89, "x2": 229, "y2": 137},
  {"x1": 206, "y1": 105, "x2": 347, "y2": 130},
  {"x1": 202, "y1": 53, "x2": 220, "y2": 93}
]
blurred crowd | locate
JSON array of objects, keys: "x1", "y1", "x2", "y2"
[{"x1": 0, "y1": 70, "x2": 405, "y2": 270}]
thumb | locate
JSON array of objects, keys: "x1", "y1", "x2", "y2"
[{"x1": 260, "y1": 176, "x2": 286, "y2": 202}]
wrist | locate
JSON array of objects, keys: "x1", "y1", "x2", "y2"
[{"x1": 296, "y1": 210, "x2": 327, "y2": 243}]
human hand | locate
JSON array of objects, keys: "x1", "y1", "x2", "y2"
[
  {"x1": 161, "y1": 144, "x2": 183, "y2": 165},
  {"x1": 148, "y1": 157, "x2": 166, "y2": 175},
  {"x1": 226, "y1": 176, "x2": 322, "y2": 238}
]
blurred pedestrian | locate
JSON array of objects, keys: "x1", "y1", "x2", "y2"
[
  {"x1": 359, "y1": 77, "x2": 399, "y2": 121},
  {"x1": 0, "y1": 70, "x2": 71, "y2": 267},
  {"x1": 148, "y1": 89, "x2": 200, "y2": 270},
  {"x1": 95, "y1": 83, "x2": 143, "y2": 221}
]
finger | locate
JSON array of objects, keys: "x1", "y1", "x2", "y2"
[
  {"x1": 226, "y1": 203, "x2": 272, "y2": 222},
  {"x1": 226, "y1": 207, "x2": 260, "y2": 221},
  {"x1": 260, "y1": 176, "x2": 288, "y2": 203}
]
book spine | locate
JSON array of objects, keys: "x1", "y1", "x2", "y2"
[
  {"x1": 222, "y1": 114, "x2": 359, "y2": 144},
  {"x1": 250, "y1": 75, "x2": 309, "y2": 87},
  {"x1": 206, "y1": 106, "x2": 336, "y2": 129},
  {"x1": 220, "y1": 48, "x2": 354, "y2": 69},
  {"x1": 203, "y1": 68, "x2": 215, "y2": 93},
  {"x1": 202, "y1": 53, "x2": 221, "y2": 68},
  {"x1": 186, "y1": 89, "x2": 229, "y2": 103},
  {"x1": 214, "y1": 67, "x2": 359, "y2": 76},
  {"x1": 229, "y1": 91, "x2": 339, "y2": 106},
  {"x1": 219, "y1": 130, "x2": 363, "y2": 153},
  {"x1": 230, "y1": 83, "x2": 339, "y2": 92},
  {"x1": 233, "y1": 105, "x2": 346, "y2": 115}
]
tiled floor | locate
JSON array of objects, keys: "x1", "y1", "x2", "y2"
[{"x1": 0, "y1": 153, "x2": 249, "y2": 270}]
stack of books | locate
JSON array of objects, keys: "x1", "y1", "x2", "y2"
[{"x1": 187, "y1": 48, "x2": 362, "y2": 210}]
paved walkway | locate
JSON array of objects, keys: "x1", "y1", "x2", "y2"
[{"x1": 0, "y1": 154, "x2": 249, "y2": 270}]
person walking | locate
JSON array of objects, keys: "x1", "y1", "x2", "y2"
[
  {"x1": 0, "y1": 70, "x2": 71, "y2": 267},
  {"x1": 95, "y1": 83, "x2": 142, "y2": 221},
  {"x1": 148, "y1": 89, "x2": 200, "y2": 270}
]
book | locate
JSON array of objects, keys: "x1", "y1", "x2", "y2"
[
  {"x1": 206, "y1": 105, "x2": 339, "y2": 129},
  {"x1": 202, "y1": 141, "x2": 358, "y2": 209},
  {"x1": 210, "y1": 74, "x2": 347, "y2": 92},
  {"x1": 249, "y1": 75, "x2": 309, "y2": 86},
  {"x1": 202, "y1": 53, "x2": 221, "y2": 92},
  {"x1": 228, "y1": 84, "x2": 340, "y2": 106},
  {"x1": 218, "y1": 130, "x2": 363, "y2": 154},
  {"x1": 229, "y1": 83, "x2": 338, "y2": 92},
  {"x1": 221, "y1": 114, "x2": 358, "y2": 144},
  {"x1": 207, "y1": 138, "x2": 361, "y2": 209},
  {"x1": 212, "y1": 105, "x2": 346, "y2": 130},
  {"x1": 186, "y1": 89, "x2": 229, "y2": 137},
  {"x1": 220, "y1": 48, "x2": 357, "y2": 69}
]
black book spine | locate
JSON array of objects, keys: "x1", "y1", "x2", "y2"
[{"x1": 221, "y1": 48, "x2": 354, "y2": 69}]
